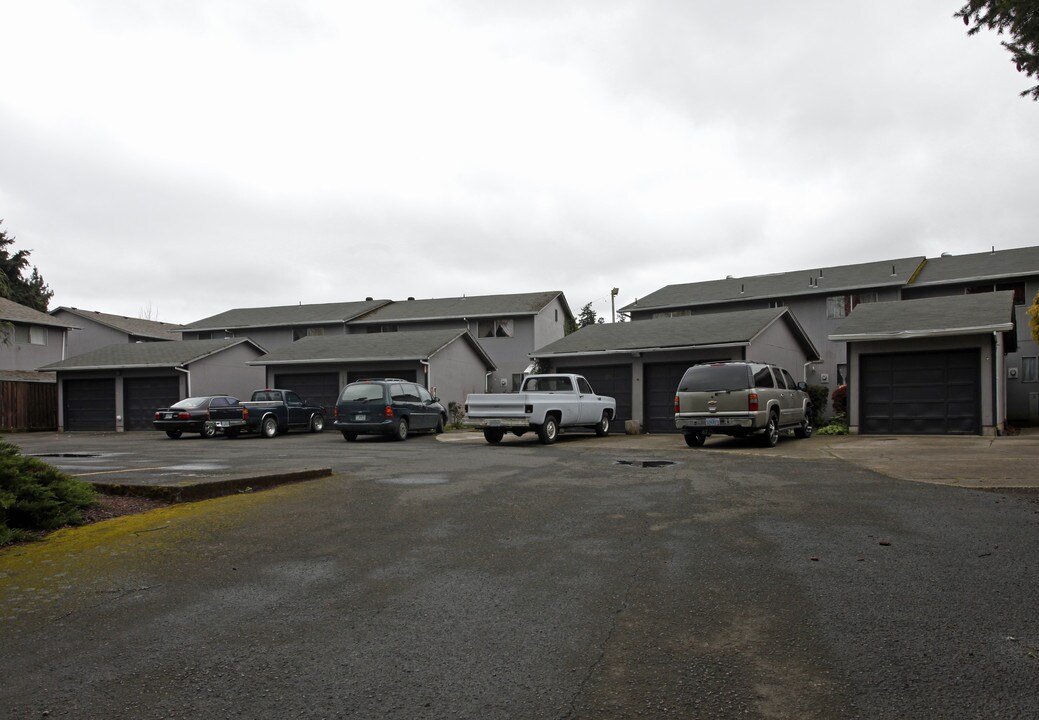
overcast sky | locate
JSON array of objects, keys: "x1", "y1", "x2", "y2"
[{"x1": 1, "y1": 1, "x2": 1036, "y2": 325}]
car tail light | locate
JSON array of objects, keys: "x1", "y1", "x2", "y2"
[
  {"x1": 674, "y1": 395, "x2": 680, "y2": 413},
  {"x1": 748, "y1": 393, "x2": 759, "y2": 412},
  {"x1": 177, "y1": 412, "x2": 191, "y2": 420},
  {"x1": 242, "y1": 407, "x2": 249, "y2": 420},
  {"x1": 333, "y1": 406, "x2": 339, "y2": 419},
  {"x1": 385, "y1": 406, "x2": 394, "y2": 418}
]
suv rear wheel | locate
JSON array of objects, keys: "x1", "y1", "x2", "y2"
[
  {"x1": 760, "y1": 412, "x2": 780, "y2": 447},
  {"x1": 795, "y1": 406, "x2": 814, "y2": 439},
  {"x1": 393, "y1": 417, "x2": 409, "y2": 441}
]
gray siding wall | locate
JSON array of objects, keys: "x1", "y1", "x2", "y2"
[
  {"x1": 429, "y1": 340, "x2": 492, "y2": 412},
  {"x1": 532, "y1": 298, "x2": 568, "y2": 351},
  {"x1": 53, "y1": 313, "x2": 128, "y2": 356},
  {"x1": 191, "y1": 345, "x2": 266, "y2": 399},
  {"x1": 4, "y1": 322, "x2": 66, "y2": 372},
  {"x1": 466, "y1": 317, "x2": 534, "y2": 393}
]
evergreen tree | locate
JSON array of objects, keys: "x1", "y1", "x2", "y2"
[
  {"x1": 0, "y1": 221, "x2": 53, "y2": 312},
  {"x1": 577, "y1": 302, "x2": 599, "y2": 327},
  {"x1": 957, "y1": 1, "x2": 1039, "y2": 100}
]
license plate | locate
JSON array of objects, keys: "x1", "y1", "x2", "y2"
[
  {"x1": 165, "y1": 413, "x2": 174, "y2": 419},
  {"x1": 352, "y1": 414, "x2": 367, "y2": 422},
  {"x1": 706, "y1": 418, "x2": 720, "y2": 426},
  {"x1": 216, "y1": 421, "x2": 230, "y2": 428}
]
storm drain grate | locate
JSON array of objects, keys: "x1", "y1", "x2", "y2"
[{"x1": 615, "y1": 459, "x2": 676, "y2": 468}]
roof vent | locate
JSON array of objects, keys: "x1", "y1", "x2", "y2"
[
  {"x1": 407, "y1": 297, "x2": 415, "y2": 301},
  {"x1": 726, "y1": 275, "x2": 734, "y2": 279},
  {"x1": 941, "y1": 252, "x2": 952, "y2": 257},
  {"x1": 818, "y1": 269, "x2": 824, "y2": 278},
  {"x1": 365, "y1": 296, "x2": 373, "y2": 301},
  {"x1": 991, "y1": 245, "x2": 996, "y2": 254},
  {"x1": 891, "y1": 265, "x2": 896, "y2": 276},
  {"x1": 740, "y1": 284, "x2": 745, "y2": 295}
]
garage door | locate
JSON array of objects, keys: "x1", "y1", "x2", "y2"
[
  {"x1": 643, "y1": 362, "x2": 694, "y2": 433},
  {"x1": 860, "y1": 350, "x2": 980, "y2": 435},
  {"x1": 556, "y1": 364, "x2": 632, "y2": 432},
  {"x1": 63, "y1": 379, "x2": 115, "y2": 431},
  {"x1": 123, "y1": 376, "x2": 181, "y2": 431},
  {"x1": 274, "y1": 372, "x2": 340, "y2": 415}
]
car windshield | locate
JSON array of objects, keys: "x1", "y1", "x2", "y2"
[
  {"x1": 169, "y1": 397, "x2": 209, "y2": 409},
  {"x1": 678, "y1": 365, "x2": 750, "y2": 392},
  {"x1": 340, "y1": 383, "x2": 385, "y2": 403}
]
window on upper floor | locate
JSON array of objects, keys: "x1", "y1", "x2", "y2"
[
  {"x1": 966, "y1": 282, "x2": 1026, "y2": 305},
  {"x1": 651, "y1": 309, "x2": 692, "y2": 319},
  {"x1": 365, "y1": 324, "x2": 398, "y2": 334},
  {"x1": 769, "y1": 300, "x2": 785, "y2": 309},
  {"x1": 293, "y1": 326, "x2": 325, "y2": 341},
  {"x1": 13, "y1": 325, "x2": 48, "y2": 345},
  {"x1": 1023, "y1": 357, "x2": 1038, "y2": 383},
  {"x1": 478, "y1": 319, "x2": 513, "y2": 338},
  {"x1": 826, "y1": 292, "x2": 878, "y2": 319}
]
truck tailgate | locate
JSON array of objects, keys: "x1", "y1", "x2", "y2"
[{"x1": 465, "y1": 394, "x2": 529, "y2": 418}]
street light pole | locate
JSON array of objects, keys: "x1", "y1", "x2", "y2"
[{"x1": 611, "y1": 287, "x2": 619, "y2": 323}]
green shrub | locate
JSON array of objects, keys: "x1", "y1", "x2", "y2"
[
  {"x1": 816, "y1": 413, "x2": 849, "y2": 435},
  {"x1": 806, "y1": 385, "x2": 829, "y2": 426},
  {"x1": 0, "y1": 438, "x2": 98, "y2": 545}
]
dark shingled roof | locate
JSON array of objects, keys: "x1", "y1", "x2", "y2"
[
  {"x1": 350, "y1": 291, "x2": 570, "y2": 324},
  {"x1": 253, "y1": 328, "x2": 496, "y2": 369},
  {"x1": 0, "y1": 297, "x2": 76, "y2": 328},
  {"x1": 621, "y1": 257, "x2": 925, "y2": 313},
  {"x1": 39, "y1": 338, "x2": 262, "y2": 371},
  {"x1": 535, "y1": 307, "x2": 819, "y2": 359},
  {"x1": 829, "y1": 291, "x2": 1015, "y2": 340},
  {"x1": 182, "y1": 299, "x2": 392, "y2": 331},
  {"x1": 53, "y1": 307, "x2": 182, "y2": 340},
  {"x1": 909, "y1": 245, "x2": 1039, "y2": 286}
]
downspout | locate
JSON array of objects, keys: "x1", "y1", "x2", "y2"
[
  {"x1": 174, "y1": 366, "x2": 191, "y2": 397},
  {"x1": 485, "y1": 371, "x2": 493, "y2": 393},
  {"x1": 993, "y1": 331, "x2": 1005, "y2": 435},
  {"x1": 803, "y1": 360, "x2": 823, "y2": 384}
]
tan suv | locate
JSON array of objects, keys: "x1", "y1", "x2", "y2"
[{"x1": 673, "y1": 362, "x2": 813, "y2": 448}]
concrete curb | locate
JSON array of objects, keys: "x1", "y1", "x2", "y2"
[{"x1": 91, "y1": 468, "x2": 334, "y2": 502}]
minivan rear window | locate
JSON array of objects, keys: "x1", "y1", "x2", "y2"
[
  {"x1": 340, "y1": 383, "x2": 385, "y2": 403},
  {"x1": 677, "y1": 365, "x2": 750, "y2": 392}
]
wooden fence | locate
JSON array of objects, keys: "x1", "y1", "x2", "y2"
[{"x1": 0, "y1": 381, "x2": 58, "y2": 432}]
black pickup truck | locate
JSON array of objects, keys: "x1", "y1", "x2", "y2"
[{"x1": 233, "y1": 389, "x2": 326, "y2": 438}]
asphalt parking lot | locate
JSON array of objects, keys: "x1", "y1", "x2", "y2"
[
  {"x1": 9, "y1": 425, "x2": 1039, "y2": 497},
  {"x1": 3, "y1": 427, "x2": 1039, "y2": 718}
]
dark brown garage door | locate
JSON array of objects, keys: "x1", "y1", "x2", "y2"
[
  {"x1": 123, "y1": 376, "x2": 181, "y2": 430},
  {"x1": 556, "y1": 364, "x2": 632, "y2": 432},
  {"x1": 643, "y1": 362, "x2": 692, "y2": 433},
  {"x1": 274, "y1": 372, "x2": 340, "y2": 416},
  {"x1": 63, "y1": 379, "x2": 115, "y2": 431},
  {"x1": 860, "y1": 350, "x2": 981, "y2": 435}
]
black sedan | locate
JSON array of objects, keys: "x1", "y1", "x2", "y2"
[{"x1": 153, "y1": 395, "x2": 242, "y2": 439}]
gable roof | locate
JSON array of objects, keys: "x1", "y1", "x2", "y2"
[
  {"x1": 621, "y1": 257, "x2": 925, "y2": 313},
  {"x1": 0, "y1": 297, "x2": 75, "y2": 328},
  {"x1": 908, "y1": 245, "x2": 1039, "y2": 287},
  {"x1": 828, "y1": 291, "x2": 1016, "y2": 341},
  {"x1": 252, "y1": 328, "x2": 496, "y2": 369},
  {"x1": 349, "y1": 291, "x2": 571, "y2": 324},
  {"x1": 182, "y1": 299, "x2": 392, "y2": 331},
  {"x1": 534, "y1": 307, "x2": 819, "y2": 359},
  {"x1": 52, "y1": 307, "x2": 182, "y2": 340},
  {"x1": 39, "y1": 338, "x2": 264, "y2": 371}
]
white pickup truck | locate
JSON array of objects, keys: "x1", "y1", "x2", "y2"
[{"x1": 464, "y1": 373, "x2": 617, "y2": 445}]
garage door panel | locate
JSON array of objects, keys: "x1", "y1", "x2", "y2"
[
  {"x1": 556, "y1": 364, "x2": 632, "y2": 432},
  {"x1": 274, "y1": 372, "x2": 340, "y2": 416},
  {"x1": 123, "y1": 376, "x2": 181, "y2": 431},
  {"x1": 860, "y1": 350, "x2": 980, "y2": 435},
  {"x1": 644, "y1": 362, "x2": 691, "y2": 434},
  {"x1": 64, "y1": 379, "x2": 115, "y2": 431}
]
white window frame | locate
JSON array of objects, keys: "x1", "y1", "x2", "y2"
[{"x1": 1022, "y1": 357, "x2": 1038, "y2": 383}]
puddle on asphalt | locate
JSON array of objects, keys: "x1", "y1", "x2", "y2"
[
  {"x1": 615, "y1": 459, "x2": 678, "y2": 468},
  {"x1": 378, "y1": 474, "x2": 450, "y2": 485},
  {"x1": 30, "y1": 453, "x2": 104, "y2": 458}
]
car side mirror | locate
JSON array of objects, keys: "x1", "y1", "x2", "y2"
[{"x1": 796, "y1": 382, "x2": 808, "y2": 391}]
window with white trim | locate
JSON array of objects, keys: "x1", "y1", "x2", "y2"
[
  {"x1": 478, "y1": 319, "x2": 513, "y2": 338},
  {"x1": 826, "y1": 292, "x2": 878, "y2": 319}
]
